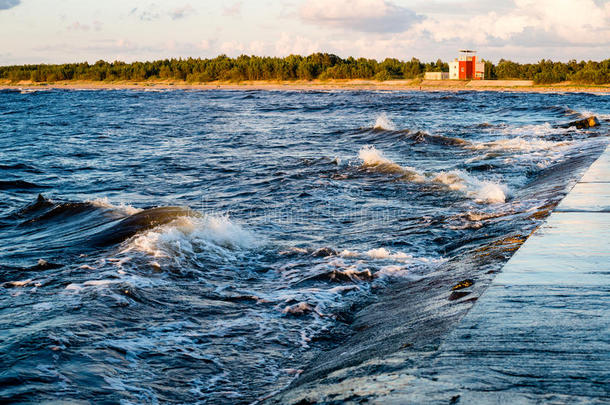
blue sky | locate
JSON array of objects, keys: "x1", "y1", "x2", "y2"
[{"x1": 1, "y1": 0, "x2": 609, "y2": 65}]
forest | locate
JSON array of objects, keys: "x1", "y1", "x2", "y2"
[{"x1": 1, "y1": 53, "x2": 608, "y2": 84}]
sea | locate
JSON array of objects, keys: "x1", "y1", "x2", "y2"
[{"x1": 0, "y1": 88, "x2": 608, "y2": 403}]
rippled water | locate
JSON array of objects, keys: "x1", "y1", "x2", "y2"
[{"x1": 0, "y1": 88, "x2": 608, "y2": 403}]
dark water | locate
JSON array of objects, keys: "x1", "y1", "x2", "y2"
[{"x1": 0, "y1": 88, "x2": 608, "y2": 403}]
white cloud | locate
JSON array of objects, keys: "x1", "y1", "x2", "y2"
[
  {"x1": 274, "y1": 33, "x2": 320, "y2": 56},
  {"x1": 170, "y1": 4, "x2": 195, "y2": 20},
  {"x1": 129, "y1": 6, "x2": 161, "y2": 21},
  {"x1": 198, "y1": 39, "x2": 213, "y2": 50},
  {"x1": 416, "y1": 0, "x2": 610, "y2": 47},
  {"x1": 223, "y1": 1, "x2": 243, "y2": 17},
  {"x1": 115, "y1": 39, "x2": 136, "y2": 49},
  {"x1": 300, "y1": 0, "x2": 421, "y2": 33},
  {"x1": 248, "y1": 40, "x2": 267, "y2": 55},
  {"x1": 66, "y1": 20, "x2": 103, "y2": 32},
  {"x1": 219, "y1": 40, "x2": 245, "y2": 55},
  {"x1": 67, "y1": 22, "x2": 91, "y2": 32}
]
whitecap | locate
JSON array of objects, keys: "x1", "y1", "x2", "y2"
[
  {"x1": 432, "y1": 170, "x2": 507, "y2": 204},
  {"x1": 357, "y1": 146, "x2": 507, "y2": 204},
  {"x1": 358, "y1": 146, "x2": 425, "y2": 181},
  {"x1": 373, "y1": 113, "x2": 396, "y2": 130},
  {"x1": 88, "y1": 197, "x2": 142, "y2": 216},
  {"x1": 471, "y1": 137, "x2": 570, "y2": 152},
  {"x1": 122, "y1": 214, "x2": 259, "y2": 261}
]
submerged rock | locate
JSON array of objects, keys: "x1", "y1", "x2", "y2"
[
  {"x1": 452, "y1": 279, "x2": 474, "y2": 290},
  {"x1": 448, "y1": 290, "x2": 471, "y2": 301},
  {"x1": 311, "y1": 247, "x2": 338, "y2": 257},
  {"x1": 560, "y1": 116, "x2": 600, "y2": 129}
]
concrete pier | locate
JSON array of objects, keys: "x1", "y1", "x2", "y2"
[{"x1": 371, "y1": 144, "x2": 610, "y2": 403}]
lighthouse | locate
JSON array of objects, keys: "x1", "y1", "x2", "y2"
[{"x1": 449, "y1": 50, "x2": 485, "y2": 80}]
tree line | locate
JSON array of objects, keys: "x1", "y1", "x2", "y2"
[{"x1": 0, "y1": 54, "x2": 608, "y2": 84}]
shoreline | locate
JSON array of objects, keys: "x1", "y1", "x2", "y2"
[{"x1": 1, "y1": 79, "x2": 610, "y2": 93}]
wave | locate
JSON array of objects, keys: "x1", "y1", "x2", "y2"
[
  {"x1": 0, "y1": 180, "x2": 49, "y2": 190},
  {"x1": 495, "y1": 104, "x2": 579, "y2": 117},
  {"x1": 8, "y1": 195, "x2": 220, "y2": 256},
  {"x1": 0, "y1": 163, "x2": 42, "y2": 173},
  {"x1": 543, "y1": 105, "x2": 580, "y2": 117},
  {"x1": 477, "y1": 122, "x2": 584, "y2": 142},
  {"x1": 406, "y1": 132, "x2": 470, "y2": 147},
  {"x1": 577, "y1": 111, "x2": 610, "y2": 122},
  {"x1": 431, "y1": 170, "x2": 507, "y2": 203},
  {"x1": 87, "y1": 197, "x2": 142, "y2": 216},
  {"x1": 121, "y1": 214, "x2": 258, "y2": 262},
  {"x1": 358, "y1": 146, "x2": 507, "y2": 203},
  {"x1": 373, "y1": 113, "x2": 396, "y2": 131},
  {"x1": 358, "y1": 146, "x2": 425, "y2": 181},
  {"x1": 281, "y1": 246, "x2": 444, "y2": 286},
  {"x1": 470, "y1": 136, "x2": 571, "y2": 152}
]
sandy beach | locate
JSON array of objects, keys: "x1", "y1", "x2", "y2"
[{"x1": 1, "y1": 79, "x2": 609, "y2": 93}]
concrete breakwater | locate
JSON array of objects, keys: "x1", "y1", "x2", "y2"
[{"x1": 267, "y1": 144, "x2": 609, "y2": 404}]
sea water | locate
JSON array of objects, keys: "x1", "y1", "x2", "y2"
[{"x1": 0, "y1": 89, "x2": 608, "y2": 403}]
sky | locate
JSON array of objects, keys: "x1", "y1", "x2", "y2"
[{"x1": 0, "y1": 0, "x2": 609, "y2": 65}]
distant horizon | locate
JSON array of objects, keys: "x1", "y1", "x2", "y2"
[{"x1": 1, "y1": 0, "x2": 609, "y2": 66}]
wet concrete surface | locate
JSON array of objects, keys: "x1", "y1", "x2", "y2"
[{"x1": 374, "y1": 144, "x2": 610, "y2": 404}]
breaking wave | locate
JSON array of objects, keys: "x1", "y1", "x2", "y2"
[
  {"x1": 471, "y1": 137, "x2": 571, "y2": 152},
  {"x1": 373, "y1": 113, "x2": 396, "y2": 131},
  {"x1": 122, "y1": 214, "x2": 258, "y2": 262},
  {"x1": 358, "y1": 145, "x2": 425, "y2": 181},
  {"x1": 432, "y1": 170, "x2": 507, "y2": 203},
  {"x1": 358, "y1": 146, "x2": 507, "y2": 203},
  {"x1": 88, "y1": 197, "x2": 143, "y2": 216}
]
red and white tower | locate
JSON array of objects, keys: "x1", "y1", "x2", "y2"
[{"x1": 449, "y1": 50, "x2": 485, "y2": 80}]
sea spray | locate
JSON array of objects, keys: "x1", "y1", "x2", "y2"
[
  {"x1": 471, "y1": 137, "x2": 571, "y2": 152},
  {"x1": 373, "y1": 113, "x2": 396, "y2": 131},
  {"x1": 432, "y1": 170, "x2": 507, "y2": 203},
  {"x1": 122, "y1": 214, "x2": 258, "y2": 261},
  {"x1": 358, "y1": 145, "x2": 425, "y2": 180},
  {"x1": 88, "y1": 197, "x2": 143, "y2": 216}
]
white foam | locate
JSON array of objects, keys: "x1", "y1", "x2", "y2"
[
  {"x1": 83, "y1": 279, "x2": 118, "y2": 286},
  {"x1": 88, "y1": 197, "x2": 142, "y2": 216},
  {"x1": 472, "y1": 137, "x2": 570, "y2": 152},
  {"x1": 376, "y1": 265, "x2": 409, "y2": 278},
  {"x1": 33, "y1": 302, "x2": 53, "y2": 311},
  {"x1": 366, "y1": 247, "x2": 390, "y2": 259},
  {"x1": 577, "y1": 110, "x2": 609, "y2": 121},
  {"x1": 358, "y1": 145, "x2": 394, "y2": 166},
  {"x1": 338, "y1": 249, "x2": 360, "y2": 258},
  {"x1": 339, "y1": 247, "x2": 437, "y2": 266},
  {"x1": 431, "y1": 171, "x2": 466, "y2": 191},
  {"x1": 433, "y1": 170, "x2": 507, "y2": 204},
  {"x1": 373, "y1": 113, "x2": 396, "y2": 130},
  {"x1": 495, "y1": 122, "x2": 572, "y2": 137},
  {"x1": 358, "y1": 146, "x2": 507, "y2": 203},
  {"x1": 358, "y1": 146, "x2": 425, "y2": 181},
  {"x1": 5, "y1": 279, "x2": 32, "y2": 287},
  {"x1": 366, "y1": 248, "x2": 414, "y2": 261},
  {"x1": 122, "y1": 214, "x2": 258, "y2": 260},
  {"x1": 475, "y1": 181, "x2": 507, "y2": 204}
]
